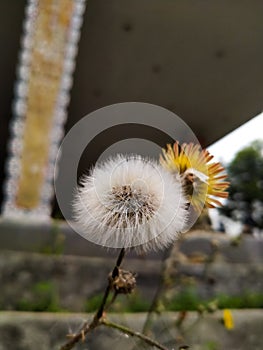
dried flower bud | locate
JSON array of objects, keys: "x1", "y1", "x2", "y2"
[{"x1": 109, "y1": 269, "x2": 136, "y2": 294}]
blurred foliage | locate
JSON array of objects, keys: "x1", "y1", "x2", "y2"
[
  {"x1": 84, "y1": 289, "x2": 263, "y2": 313},
  {"x1": 16, "y1": 281, "x2": 62, "y2": 312},
  {"x1": 203, "y1": 341, "x2": 218, "y2": 350},
  {"x1": 168, "y1": 288, "x2": 201, "y2": 311},
  {"x1": 85, "y1": 292, "x2": 151, "y2": 313},
  {"x1": 216, "y1": 292, "x2": 263, "y2": 309},
  {"x1": 168, "y1": 290, "x2": 263, "y2": 311},
  {"x1": 84, "y1": 293, "x2": 104, "y2": 312},
  {"x1": 220, "y1": 140, "x2": 263, "y2": 228}
]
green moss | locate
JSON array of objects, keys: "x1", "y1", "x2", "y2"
[
  {"x1": 203, "y1": 341, "x2": 218, "y2": 350},
  {"x1": 120, "y1": 293, "x2": 151, "y2": 312},
  {"x1": 216, "y1": 292, "x2": 263, "y2": 309},
  {"x1": 168, "y1": 289, "x2": 263, "y2": 312},
  {"x1": 84, "y1": 289, "x2": 263, "y2": 313},
  {"x1": 15, "y1": 283, "x2": 263, "y2": 313},
  {"x1": 168, "y1": 289, "x2": 201, "y2": 311},
  {"x1": 16, "y1": 281, "x2": 62, "y2": 312},
  {"x1": 84, "y1": 292, "x2": 151, "y2": 313},
  {"x1": 84, "y1": 294, "x2": 103, "y2": 313}
]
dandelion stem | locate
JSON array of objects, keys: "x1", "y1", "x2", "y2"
[
  {"x1": 101, "y1": 319, "x2": 169, "y2": 350},
  {"x1": 95, "y1": 248, "x2": 126, "y2": 320},
  {"x1": 94, "y1": 284, "x2": 111, "y2": 321},
  {"x1": 112, "y1": 247, "x2": 126, "y2": 277},
  {"x1": 60, "y1": 321, "x2": 90, "y2": 350},
  {"x1": 60, "y1": 248, "x2": 126, "y2": 350}
]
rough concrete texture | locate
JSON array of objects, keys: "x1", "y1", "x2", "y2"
[
  {"x1": 177, "y1": 261, "x2": 263, "y2": 298},
  {"x1": 0, "y1": 310, "x2": 262, "y2": 350},
  {"x1": 0, "y1": 224, "x2": 262, "y2": 350},
  {"x1": 0, "y1": 226, "x2": 263, "y2": 312},
  {"x1": 0, "y1": 220, "x2": 263, "y2": 262},
  {"x1": 0, "y1": 249, "x2": 262, "y2": 312},
  {"x1": 0, "y1": 250, "x2": 163, "y2": 312}
]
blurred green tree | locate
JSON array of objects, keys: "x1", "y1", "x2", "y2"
[{"x1": 220, "y1": 140, "x2": 263, "y2": 229}]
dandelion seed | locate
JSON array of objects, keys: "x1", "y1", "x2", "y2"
[
  {"x1": 160, "y1": 142, "x2": 229, "y2": 212},
  {"x1": 73, "y1": 155, "x2": 188, "y2": 251}
]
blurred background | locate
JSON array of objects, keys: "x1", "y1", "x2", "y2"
[
  {"x1": 1, "y1": 0, "x2": 263, "y2": 211},
  {"x1": 0, "y1": 1, "x2": 263, "y2": 349}
]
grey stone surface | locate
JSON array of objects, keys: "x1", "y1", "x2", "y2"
[
  {"x1": 0, "y1": 310, "x2": 262, "y2": 350},
  {"x1": 1, "y1": 219, "x2": 263, "y2": 262},
  {"x1": 0, "y1": 218, "x2": 162, "y2": 259},
  {"x1": 174, "y1": 262, "x2": 263, "y2": 298},
  {"x1": 0, "y1": 222, "x2": 262, "y2": 312},
  {"x1": 0, "y1": 250, "x2": 161, "y2": 312},
  {"x1": 180, "y1": 230, "x2": 263, "y2": 264},
  {"x1": 0, "y1": 249, "x2": 262, "y2": 312}
]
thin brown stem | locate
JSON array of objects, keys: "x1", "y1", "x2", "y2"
[
  {"x1": 92, "y1": 285, "x2": 111, "y2": 323},
  {"x1": 59, "y1": 248, "x2": 126, "y2": 350},
  {"x1": 60, "y1": 247, "x2": 171, "y2": 350},
  {"x1": 96, "y1": 248, "x2": 126, "y2": 319},
  {"x1": 60, "y1": 322, "x2": 90, "y2": 350},
  {"x1": 115, "y1": 248, "x2": 126, "y2": 271},
  {"x1": 101, "y1": 319, "x2": 169, "y2": 350}
]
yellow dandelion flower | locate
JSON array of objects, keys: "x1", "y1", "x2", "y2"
[
  {"x1": 160, "y1": 142, "x2": 229, "y2": 212},
  {"x1": 223, "y1": 309, "x2": 234, "y2": 330}
]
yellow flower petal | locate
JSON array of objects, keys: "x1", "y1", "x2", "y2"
[
  {"x1": 160, "y1": 142, "x2": 230, "y2": 212},
  {"x1": 223, "y1": 309, "x2": 234, "y2": 330}
]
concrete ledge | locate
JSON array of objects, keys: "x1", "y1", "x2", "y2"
[
  {"x1": 0, "y1": 218, "x2": 263, "y2": 262},
  {"x1": 0, "y1": 218, "x2": 161, "y2": 259},
  {"x1": 0, "y1": 250, "x2": 161, "y2": 311},
  {"x1": 0, "y1": 310, "x2": 262, "y2": 350},
  {"x1": 0, "y1": 249, "x2": 262, "y2": 312}
]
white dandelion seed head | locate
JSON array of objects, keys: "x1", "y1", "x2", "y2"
[{"x1": 73, "y1": 154, "x2": 188, "y2": 252}]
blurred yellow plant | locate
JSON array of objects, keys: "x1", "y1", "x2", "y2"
[{"x1": 223, "y1": 309, "x2": 234, "y2": 330}]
